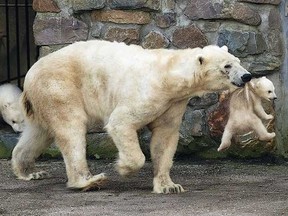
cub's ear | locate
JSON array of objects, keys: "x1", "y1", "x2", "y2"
[
  {"x1": 221, "y1": 45, "x2": 228, "y2": 52},
  {"x1": 197, "y1": 55, "x2": 204, "y2": 65}
]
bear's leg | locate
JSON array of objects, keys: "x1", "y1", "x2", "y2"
[
  {"x1": 11, "y1": 123, "x2": 52, "y2": 180},
  {"x1": 149, "y1": 100, "x2": 188, "y2": 194},
  {"x1": 106, "y1": 111, "x2": 145, "y2": 177},
  {"x1": 54, "y1": 123, "x2": 107, "y2": 191},
  {"x1": 251, "y1": 116, "x2": 276, "y2": 141},
  {"x1": 218, "y1": 121, "x2": 234, "y2": 152}
]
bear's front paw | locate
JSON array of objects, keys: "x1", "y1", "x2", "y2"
[{"x1": 153, "y1": 183, "x2": 185, "y2": 194}]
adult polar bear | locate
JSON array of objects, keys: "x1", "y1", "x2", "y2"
[{"x1": 12, "y1": 40, "x2": 251, "y2": 193}]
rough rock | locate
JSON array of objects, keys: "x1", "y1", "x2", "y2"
[
  {"x1": 268, "y1": 8, "x2": 282, "y2": 31},
  {"x1": 34, "y1": 14, "x2": 88, "y2": 45},
  {"x1": 141, "y1": 31, "x2": 169, "y2": 49},
  {"x1": 33, "y1": 0, "x2": 61, "y2": 13},
  {"x1": 184, "y1": 0, "x2": 225, "y2": 20},
  {"x1": 71, "y1": 0, "x2": 105, "y2": 11},
  {"x1": 217, "y1": 26, "x2": 267, "y2": 57},
  {"x1": 91, "y1": 10, "x2": 151, "y2": 24},
  {"x1": 172, "y1": 25, "x2": 208, "y2": 49},
  {"x1": 162, "y1": 0, "x2": 176, "y2": 12},
  {"x1": 104, "y1": 26, "x2": 139, "y2": 44},
  {"x1": 90, "y1": 22, "x2": 103, "y2": 38},
  {"x1": 267, "y1": 30, "x2": 283, "y2": 57},
  {"x1": 108, "y1": 0, "x2": 160, "y2": 11},
  {"x1": 230, "y1": 3, "x2": 261, "y2": 26},
  {"x1": 154, "y1": 13, "x2": 176, "y2": 28},
  {"x1": 189, "y1": 93, "x2": 219, "y2": 109}
]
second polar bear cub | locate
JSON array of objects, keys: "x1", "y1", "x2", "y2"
[
  {"x1": 218, "y1": 77, "x2": 277, "y2": 152},
  {"x1": 0, "y1": 83, "x2": 25, "y2": 132}
]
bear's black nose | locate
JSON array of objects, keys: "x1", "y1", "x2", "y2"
[{"x1": 241, "y1": 74, "x2": 252, "y2": 83}]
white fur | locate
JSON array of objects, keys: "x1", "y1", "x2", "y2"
[
  {"x1": 218, "y1": 77, "x2": 277, "y2": 152},
  {"x1": 0, "y1": 84, "x2": 24, "y2": 132},
  {"x1": 12, "y1": 40, "x2": 251, "y2": 193}
]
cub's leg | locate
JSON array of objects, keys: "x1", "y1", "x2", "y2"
[
  {"x1": 251, "y1": 115, "x2": 275, "y2": 141},
  {"x1": 218, "y1": 120, "x2": 234, "y2": 152},
  {"x1": 53, "y1": 111, "x2": 107, "y2": 191},
  {"x1": 149, "y1": 100, "x2": 188, "y2": 194},
  {"x1": 12, "y1": 123, "x2": 53, "y2": 180},
  {"x1": 254, "y1": 102, "x2": 273, "y2": 120},
  {"x1": 106, "y1": 107, "x2": 145, "y2": 177}
]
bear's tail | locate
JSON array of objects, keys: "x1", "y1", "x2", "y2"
[{"x1": 21, "y1": 92, "x2": 34, "y2": 117}]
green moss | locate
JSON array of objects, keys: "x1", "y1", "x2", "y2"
[
  {"x1": 86, "y1": 133, "x2": 118, "y2": 159},
  {"x1": 0, "y1": 141, "x2": 11, "y2": 158},
  {"x1": 42, "y1": 147, "x2": 62, "y2": 159}
]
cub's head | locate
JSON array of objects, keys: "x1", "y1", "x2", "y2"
[
  {"x1": 197, "y1": 45, "x2": 251, "y2": 92},
  {"x1": 250, "y1": 77, "x2": 277, "y2": 101},
  {"x1": 1, "y1": 102, "x2": 25, "y2": 133}
]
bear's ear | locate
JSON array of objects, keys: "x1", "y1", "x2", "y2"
[
  {"x1": 221, "y1": 46, "x2": 228, "y2": 52},
  {"x1": 197, "y1": 55, "x2": 204, "y2": 65}
]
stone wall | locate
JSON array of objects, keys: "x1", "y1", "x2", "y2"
[{"x1": 29, "y1": 0, "x2": 284, "y2": 159}]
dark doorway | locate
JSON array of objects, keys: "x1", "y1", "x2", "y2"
[{"x1": 0, "y1": 0, "x2": 38, "y2": 88}]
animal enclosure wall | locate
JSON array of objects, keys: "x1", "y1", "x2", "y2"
[{"x1": 10, "y1": 0, "x2": 287, "y2": 159}]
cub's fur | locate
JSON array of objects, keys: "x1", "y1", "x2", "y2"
[
  {"x1": 12, "y1": 40, "x2": 251, "y2": 193},
  {"x1": 0, "y1": 83, "x2": 24, "y2": 132},
  {"x1": 218, "y1": 77, "x2": 277, "y2": 152}
]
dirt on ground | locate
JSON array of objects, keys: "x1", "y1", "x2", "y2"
[{"x1": 0, "y1": 158, "x2": 288, "y2": 216}]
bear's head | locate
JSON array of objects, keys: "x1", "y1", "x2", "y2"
[
  {"x1": 196, "y1": 45, "x2": 252, "y2": 92},
  {"x1": 250, "y1": 77, "x2": 277, "y2": 101},
  {"x1": 1, "y1": 102, "x2": 25, "y2": 133}
]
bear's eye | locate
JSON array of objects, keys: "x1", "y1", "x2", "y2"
[
  {"x1": 12, "y1": 120, "x2": 16, "y2": 124},
  {"x1": 268, "y1": 90, "x2": 272, "y2": 94},
  {"x1": 224, "y1": 64, "x2": 232, "y2": 69}
]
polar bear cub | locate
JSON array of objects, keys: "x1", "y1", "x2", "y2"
[
  {"x1": 218, "y1": 77, "x2": 277, "y2": 152},
  {"x1": 0, "y1": 83, "x2": 25, "y2": 132}
]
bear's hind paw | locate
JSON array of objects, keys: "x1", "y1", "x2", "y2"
[
  {"x1": 18, "y1": 171, "x2": 49, "y2": 180},
  {"x1": 82, "y1": 173, "x2": 108, "y2": 191}
]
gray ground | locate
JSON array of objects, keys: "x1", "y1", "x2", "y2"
[{"x1": 0, "y1": 159, "x2": 288, "y2": 216}]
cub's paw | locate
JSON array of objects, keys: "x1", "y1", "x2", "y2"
[
  {"x1": 217, "y1": 142, "x2": 231, "y2": 152},
  {"x1": 265, "y1": 114, "x2": 274, "y2": 120},
  {"x1": 268, "y1": 132, "x2": 276, "y2": 139},
  {"x1": 18, "y1": 171, "x2": 49, "y2": 181},
  {"x1": 153, "y1": 183, "x2": 185, "y2": 194},
  {"x1": 259, "y1": 132, "x2": 276, "y2": 141}
]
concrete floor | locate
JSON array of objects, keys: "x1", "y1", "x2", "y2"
[{"x1": 0, "y1": 159, "x2": 288, "y2": 216}]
